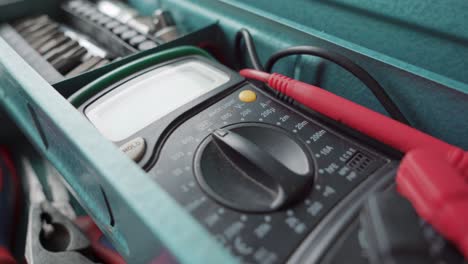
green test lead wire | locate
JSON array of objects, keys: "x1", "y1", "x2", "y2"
[{"x1": 68, "y1": 46, "x2": 213, "y2": 107}]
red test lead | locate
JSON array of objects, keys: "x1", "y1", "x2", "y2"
[
  {"x1": 0, "y1": 147, "x2": 20, "y2": 264},
  {"x1": 240, "y1": 68, "x2": 468, "y2": 259},
  {"x1": 74, "y1": 216, "x2": 126, "y2": 264}
]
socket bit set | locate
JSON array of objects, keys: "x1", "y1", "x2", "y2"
[
  {"x1": 62, "y1": 0, "x2": 180, "y2": 54},
  {"x1": 0, "y1": 0, "x2": 180, "y2": 82},
  {"x1": 12, "y1": 15, "x2": 111, "y2": 78}
]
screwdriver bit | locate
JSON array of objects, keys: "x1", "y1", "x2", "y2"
[
  {"x1": 37, "y1": 35, "x2": 71, "y2": 55},
  {"x1": 54, "y1": 47, "x2": 88, "y2": 74},
  {"x1": 17, "y1": 17, "x2": 51, "y2": 35},
  {"x1": 24, "y1": 23, "x2": 60, "y2": 43},
  {"x1": 65, "y1": 56, "x2": 102, "y2": 77},
  {"x1": 43, "y1": 40, "x2": 79, "y2": 62},
  {"x1": 30, "y1": 30, "x2": 62, "y2": 50},
  {"x1": 14, "y1": 15, "x2": 49, "y2": 33},
  {"x1": 137, "y1": 40, "x2": 157, "y2": 51}
]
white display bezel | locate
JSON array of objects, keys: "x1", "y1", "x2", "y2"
[{"x1": 85, "y1": 59, "x2": 230, "y2": 142}]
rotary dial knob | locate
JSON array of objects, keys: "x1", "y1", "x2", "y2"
[{"x1": 194, "y1": 123, "x2": 315, "y2": 213}]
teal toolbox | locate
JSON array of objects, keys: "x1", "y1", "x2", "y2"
[{"x1": 1, "y1": 0, "x2": 467, "y2": 263}]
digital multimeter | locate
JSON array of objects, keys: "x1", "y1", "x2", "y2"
[{"x1": 71, "y1": 46, "x2": 401, "y2": 263}]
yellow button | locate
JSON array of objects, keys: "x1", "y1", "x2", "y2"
[{"x1": 239, "y1": 90, "x2": 257, "y2": 103}]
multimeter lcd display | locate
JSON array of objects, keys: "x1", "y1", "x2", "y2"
[{"x1": 85, "y1": 60, "x2": 230, "y2": 141}]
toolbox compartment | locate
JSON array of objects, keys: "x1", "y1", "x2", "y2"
[{"x1": 1, "y1": 0, "x2": 467, "y2": 263}]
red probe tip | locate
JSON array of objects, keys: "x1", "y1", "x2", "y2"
[{"x1": 240, "y1": 69, "x2": 271, "y2": 83}]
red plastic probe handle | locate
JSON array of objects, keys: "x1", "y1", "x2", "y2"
[
  {"x1": 0, "y1": 148, "x2": 19, "y2": 264},
  {"x1": 75, "y1": 216, "x2": 126, "y2": 264},
  {"x1": 240, "y1": 69, "x2": 468, "y2": 259},
  {"x1": 397, "y1": 149, "x2": 468, "y2": 256},
  {"x1": 0, "y1": 247, "x2": 16, "y2": 264}
]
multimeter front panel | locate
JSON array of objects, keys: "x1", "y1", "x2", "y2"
[
  {"x1": 152, "y1": 85, "x2": 393, "y2": 263},
  {"x1": 78, "y1": 56, "x2": 396, "y2": 263}
]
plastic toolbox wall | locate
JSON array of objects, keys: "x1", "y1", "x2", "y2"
[
  {"x1": 143, "y1": 0, "x2": 468, "y2": 149},
  {"x1": 217, "y1": 0, "x2": 468, "y2": 85}
]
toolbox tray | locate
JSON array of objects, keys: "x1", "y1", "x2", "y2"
[{"x1": 1, "y1": 0, "x2": 468, "y2": 263}]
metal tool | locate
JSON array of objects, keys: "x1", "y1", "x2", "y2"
[
  {"x1": 14, "y1": 15, "x2": 49, "y2": 33},
  {"x1": 38, "y1": 35, "x2": 71, "y2": 55},
  {"x1": 137, "y1": 40, "x2": 157, "y2": 51},
  {"x1": 152, "y1": 9, "x2": 179, "y2": 43},
  {"x1": 97, "y1": 0, "x2": 138, "y2": 24},
  {"x1": 16, "y1": 17, "x2": 50, "y2": 35},
  {"x1": 128, "y1": 35, "x2": 146, "y2": 46},
  {"x1": 112, "y1": 25, "x2": 129, "y2": 35},
  {"x1": 24, "y1": 23, "x2": 60, "y2": 44},
  {"x1": 125, "y1": 9, "x2": 179, "y2": 42},
  {"x1": 95, "y1": 15, "x2": 112, "y2": 26},
  {"x1": 154, "y1": 26, "x2": 178, "y2": 43},
  {"x1": 43, "y1": 40, "x2": 79, "y2": 62},
  {"x1": 126, "y1": 17, "x2": 154, "y2": 35},
  {"x1": 152, "y1": 9, "x2": 176, "y2": 33},
  {"x1": 65, "y1": 56, "x2": 103, "y2": 77},
  {"x1": 104, "y1": 20, "x2": 120, "y2": 30},
  {"x1": 51, "y1": 46, "x2": 87, "y2": 73},
  {"x1": 119, "y1": 29, "x2": 138, "y2": 41},
  {"x1": 30, "y1": 30, "x2": 62, "y2": 50},
  {"x1": 22, "y1": 157, "x2": 99, "y2": 264},
  {"x1": 92, "y1": 1, "x2": 179, "y2": 43}
]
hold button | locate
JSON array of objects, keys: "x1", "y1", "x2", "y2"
[
  {"x1": 239, "y1": 90, "x2": 257, "y2": 103},
  {"x1": 119, "y1": 137, "x2": 146, "y2": 162}
]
